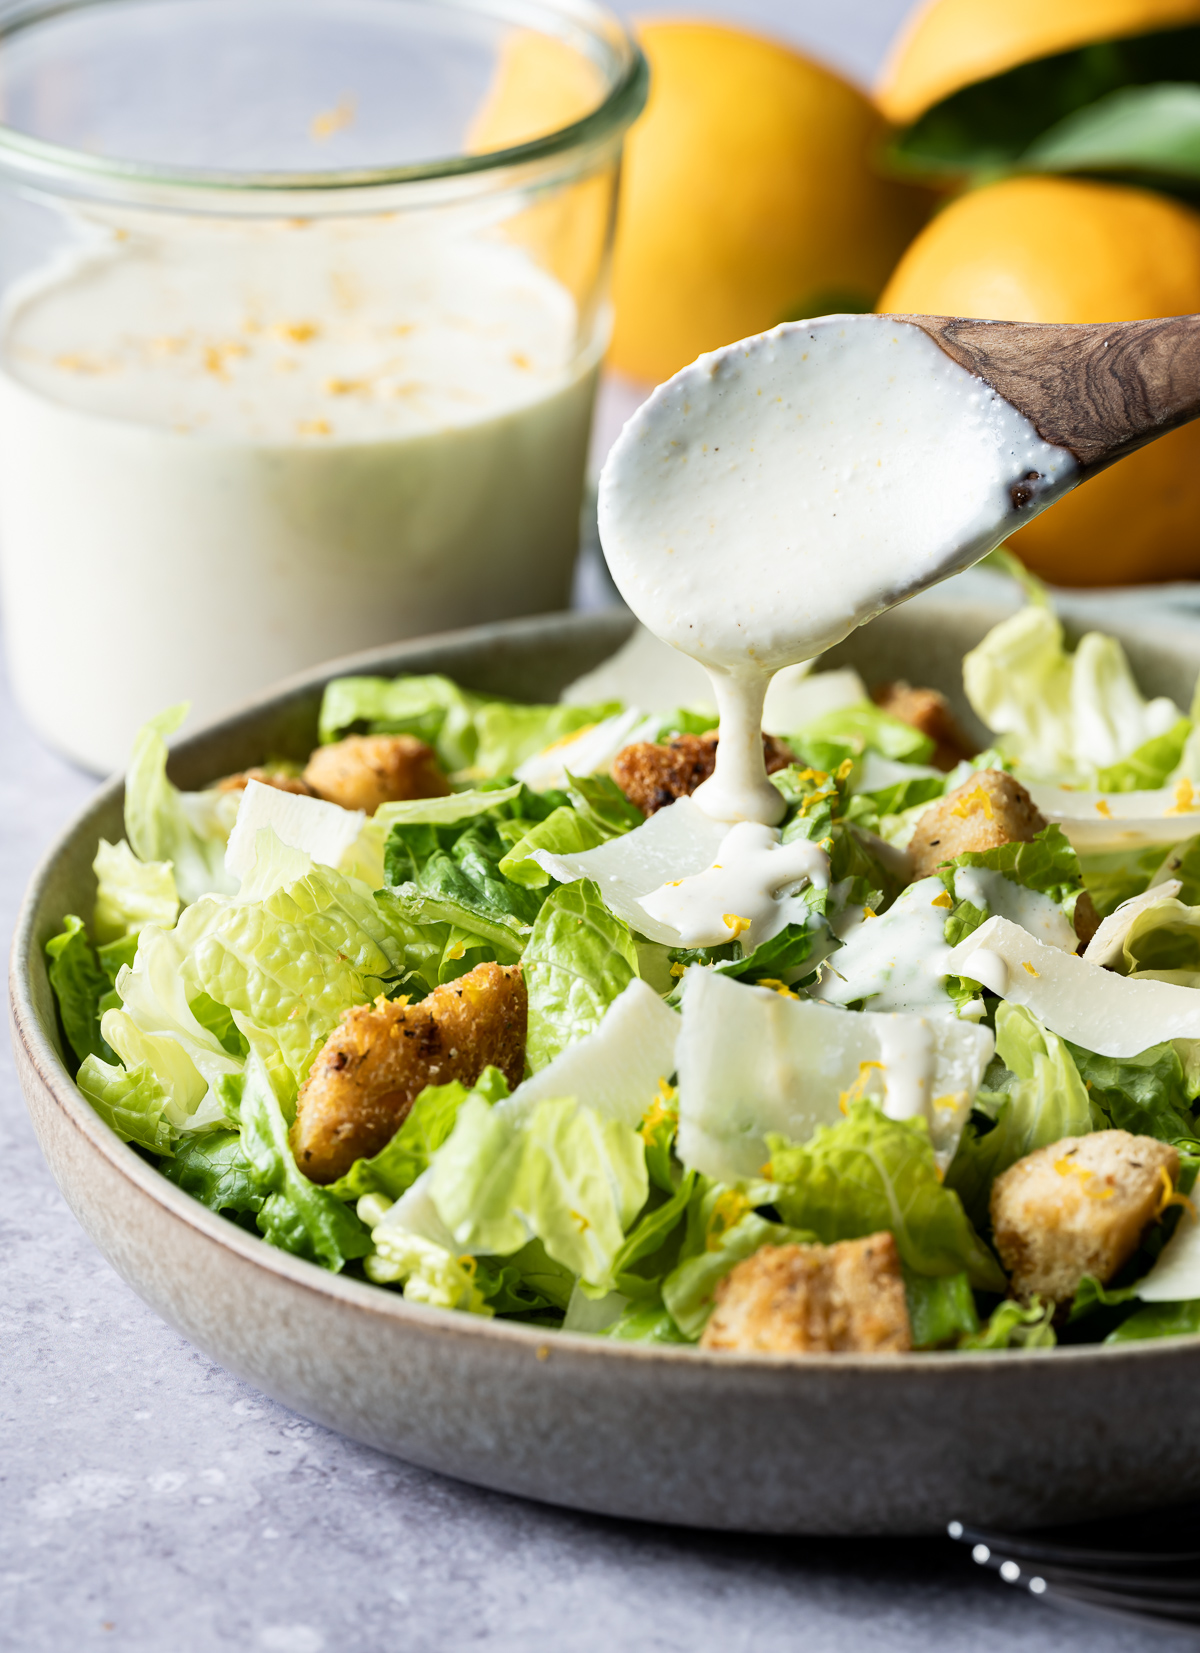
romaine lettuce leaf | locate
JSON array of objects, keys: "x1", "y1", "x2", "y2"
[
  {"x1": 1097, "y1": 717, "x2": 1193, "y2": 794},
  {"x1": 661, "y1": 1178, "x2": 813, "y2": 1339},
  {"x1": 499, "y1": 806, "x2": 608, "y2": 888},
  {"x1": 601, "y1": 1302, "x2": 692, "y2": 1343},
  {"x1": 317, "y1": 673, "x2": 480, "y2": 763},
  {"x1": 473, "y1": 700, "x2": 622, "y2": 780},
  {"x1": 92, "y1": 839, "x2": 178, "y2": 944},
  {"x1": 234, "y1": 1055, "x2": 372, "y2": 1271},
  {"x1": 904, "y1": 1268, "x2": 979, "y2": 1348},
  {"x1": 366, "y1": 1227, "x2": 492, "y2": 1312},
  {"x1": 1106, "y1": 1301, "x2": 1200, "y2": 1342},
  {"x1": 430, "y1": 1093, "x2": 648, "y2": 1293},
  {"x1": 326, "y1": 1068, "x2": 508, "y2": 1202},
  {"x1": 522, "y1": 879, "x2": 640, "y2": 1071},
  {"x1": 384, "y1": 815, "x2": 542, "y2": 961},
  {"x1": 76, "y1": 1054, "x2": 173, "y2": 1154},
  {"x1": 960, "y1": 1297, "x2": 1056, "y2": 1350},
  {"x1": 767, "y1": 1101, "x2": 1005, "y2": 1290},
  {"x1": 46, "y1": 916, "x2": 115, "y2": 1066},
  {"x1": 788, "y1": 702, "x2": 935, "y2": 770},
  {"x1": 158, "y1": 1129, "x2": 264, "y2": 1217},
  {"x1": 1081, "y1": 843, "x2": 1180, "y2": 919},
  {"x1": 1065, "y1": 1040, "x2": 1197, "y2": 1145},
  {"x1": 962, "y1": 601, "x2": 1182, "y2": 786},
  {"x1": 1121, "y1": 896, "x2": 1200, "y2": 981},
  {"x1": 937, "y1": 823, "x2": 1085, "y2": 924},
  {"x1": 124, "y1": 705, "x2": 239, "y2": 903}
]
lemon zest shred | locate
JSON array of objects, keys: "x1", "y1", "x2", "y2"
[
  {"x1": 1095, "y1": 798, "x2": 1113, "y2": 818},
  {"x1": 930, "y1": 891, "x2": 952, "y2": 909},
  {"x1": 1022, "y1": 960, "x2": 1040, "y2": 977},
  {"x1": 755, "y1": 977, "x2": 799, "y2": 999},
  {"x1": 1166, "y1": 778, "x2": 1199, "y2": 817},
  {"x1": 723, "y1": 913, "x2": 752, "y2": 938},
  {"x1": 1157, "y1": 1164, "x2": 1198, "y2": 1222},
  {"x1": 950, "y1": 784, "x2": 994, "y2": 821}
]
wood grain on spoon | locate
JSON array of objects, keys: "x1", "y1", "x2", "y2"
[{"x1": 892, "y1": 313, "x2": 1200, "y2": 476}]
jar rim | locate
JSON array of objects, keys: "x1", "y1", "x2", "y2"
[{"x1": 0, "y1": 0, "x2": 648, "y2": 205}]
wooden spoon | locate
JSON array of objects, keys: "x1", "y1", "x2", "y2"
[{"x1": 895, "y1": 313, "x2": 1200, "y2": 484}]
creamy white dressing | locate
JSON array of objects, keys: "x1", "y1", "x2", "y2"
[
  {"x1": 0, "y1": 222, "x2": 599, "y2": 770},
  {"x1": 951, "y1": 865, "x2": 1077, "y2": 952},
  {"x1": 817, "y1": 876, "x2": 958, "y2": 1015},
  {"x1": 637, "y1": 821, "x2": 828, "y2": 948},
  {"x1": 598, "y1": 314, "x2": 1077, "y2": 829}
]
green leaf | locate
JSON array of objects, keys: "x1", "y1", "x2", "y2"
[
  {"x1": 92, "y1": 838, "x2": 178, "y2": 945},
  {"x1": 1096, "y1": 717, "x2": 1193, "y2": 793},
  {"x1": 385, "y1": 816, "x2": 544, "y2": 961},
  {"x1": 661, "y1": 1179, "x2": 813, "y2": 1340},
  {"x1": 158, "y1": 1129, "x2": 263, "y2": 1216},
  {"x1": 937, "y1": 822, "x2": 1086, "y2": 923},
  {"x1": 960, "y1": 1297, "x2": 1057, "y2": 1350},
  {"x1": 188, "y1": 992, "x2": 250, "y2": 1058},
  {"x1": 566, "y1": 771, "x2": 644, "y2": 836},
  {"x1": 522, "y1": 879, "x2": 639, "y2": 1071},
  {"x1": 888, "y1": 27, "x2": 1200, "y2": 181},
  {"x1": 601, "y1": 1302, "x2": 692, "y2": 1343},
  {"x1": 430, "y1": 1094, "x2": 649, "y2": 1293},
  {"x1": 1080, "y1": 843, "x2": 1172, "y2": 918},
  {"x1": 471, "y1": 701, "x2": 621, "y2": 779},
  {"x1": 234, "y1": 1055, "x2": 372, "y2": 1271},
  {"x1": 903, "y1": 1267, "x2": 980, "y2": 1349},
  {"x1": 498, "y1": 806, "x2": 608, "y2": 888},
  {"x1": 76, "y1": 1055, "x2": 173, "y2": 1154},
  {"x1": 1106, "y1": 1300, "x2": 1200, "y2": 1342},
  {"x1": 46, "y1": 916, "x2": 115, "y2": 1067},
  {"x1": 475, "y1": 1238, "x2": 576, "y2": 1317},
  {"x1": 1027, "y1": 82, "x2": 1200, "y2": 182},
  {"x1": 1064, "y1": 1041, "x2": 1196, "y2": 1145},
  {"x1": 325, "y1": 1072, "x2": 505, "y2": 1203},
  {"x1": 768, "y1": 1101, "x2": 1005, "y2": 1291},
  {"x1": 789, "y1": 702, "x2": 934, "y2": 769},
  {"x1": 611, "y1": 1171, "x2": 698, "y2": 1300},
  {"x1": 124, "y1": 705, "x2": 238, "y2": 904}
]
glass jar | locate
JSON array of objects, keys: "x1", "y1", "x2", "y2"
[{"x1": 0, "y1": 0, "x2": 646, "y2": 771}]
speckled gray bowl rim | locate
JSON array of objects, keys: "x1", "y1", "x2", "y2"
[{"x1": 11, "y1": 602, "x2": 1200, "y2": 1518}]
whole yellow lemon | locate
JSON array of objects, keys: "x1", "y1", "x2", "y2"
[
  {"x1": 609, "y1": 22, "x2": 931, "y2": 384},
  {"x1": 879, "y1": 175, "x2": 1200, "y2": 586}
]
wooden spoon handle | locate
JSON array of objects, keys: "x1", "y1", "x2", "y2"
[{"x1": 895, "y1": 313, "x2": 1200, "y2": 473}]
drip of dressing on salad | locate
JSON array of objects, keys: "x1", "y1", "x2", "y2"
[
  {"x1": 637, "y1": 821, "x2": 828, "y2": 947},
  {"x1": 598, "y1": 314, "x2": 1078, "y2": 834}
]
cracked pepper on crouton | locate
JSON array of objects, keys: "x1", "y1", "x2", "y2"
[
  {"x1": 907, "y1": 767, "x2": 1100, "y2": 943},
  {"x1": 303, "y1": 733, "x2": 451, "y2": 816},
  {"x1": 871, "y1": 681, "x2": 978, "y2": 772},
  {"x1": 699, "y1": 1233, "x2": 912, "y2": 1354},
  {"x1": 990, "y1": 1130, "x2": 1181, "y2": 1304},
  {"x1": 612, "y1": 731, "x2": 793, "y2": 816},
  {"x1": 291, "y1": 961, "x2": 527, "y2": 1183}
]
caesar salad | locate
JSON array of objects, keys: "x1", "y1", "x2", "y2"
[{"x1": 45, "y1": 553, "x2": 1200, "y2": 1354}]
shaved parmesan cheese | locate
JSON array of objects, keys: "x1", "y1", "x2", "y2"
[
  {"x1": 514, "y1": 707, "x2": 649, "y2": 791},
  {"x1": 225, "y1": 780, "x2": 365, "y2": 885},
  {"x1": 946, "y1": 914, "x2": 1200, "y2": 1056},
  {"x1": 763, "y1": 665, "x2": 864, "y2": 736},
  {"x1": 531, "y1": 796, "x2": 728, "y2": 944},
  {"x1": 1136, "y1": 1209, "x2": 1200, "y2": 1303},
  {"x1": 676, "y1": 968, "x2": 992, "y2": 1180},
  {"x1": 503, "y1": 979, "x2": 679, "y2": 1128},
  {"x1": 560, "y1": 623, "x2": 716, "y2": 713},
  {"x1": 1029, "y1": 784, "x2": 1200, "y2": 851},
  {"x1": 1083, "y1": 882, "x2": 1183, "y2": 970}
]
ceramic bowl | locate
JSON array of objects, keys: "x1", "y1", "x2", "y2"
[{"x1": 13, "y1": 600, "x2": 1200, "y2": 1536}]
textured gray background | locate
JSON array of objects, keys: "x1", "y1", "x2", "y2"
[{"x1": 4, "y1": 1, "x2": 1199, "y2": 1648}]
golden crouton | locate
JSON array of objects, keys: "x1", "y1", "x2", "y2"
[
  {"x1": 700, "y1": 1233, "x2": 912, "y2": 1354},
  {"x1": 612, "y1": 731, "x2": 793, "y2": 816},
  {"x1": 216, "y1": 767, "x2": 314, "y2": 798},
  {"x1": 303, "y1": 734, "x2": 450, "y2": 816},
  {"x1": 291, "y1": 961, "x2": 527, "y2": 1183},
  {"x1": 990, "y1": 1130, "x2": 1180, "y2": 1303},
  {"x1": 871, "y1": 681, "x2": 978, "y2": 772},
  {"x1": 908, "y1": 769, "x2": 1047, "y2": 881}
]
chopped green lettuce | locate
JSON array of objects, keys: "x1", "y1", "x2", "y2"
[
  {"x1": 124, "y1": 705, "x2": 239, "y2": 903},
  {"x1": 1066, "y1": 1040, "x2": 1197, "y2": 1144},
  {"x1": 962, "y1": 599, "x2": 1182, "y2": 786},
  {"x1": 430, "y1": 1093, "x2": 648, "y2": 1293},
  {"x1": 522, "y1": 879, "x2": 639, "y2": 1071},
  {"x1": 937, "y1": 823, "x2": 1085, "y2": 924},
  {"x1": 788, "y1": 702, "x2": 935, "y2": 771},
  {"x1": 661, "y1": 1178, "x2": 813, "y2": 1339},
  {"x1": 93, "y1": 839, "x2": 178, "y2": 944},
  {"x1": 768, "y1": 1101, "x2": 1005, "y2": 1291},
  {"x1": 46, "y1": 916, "x2": 115, "y2": 1067},
  {"x1": 76, "y1": 1055, "x2": 174, "y2": 1154},
  {"x1": 1097, "y1": 718, "x2": 1193, "y2": 793},
  {"x1": 960, "y1": 1297, "x2": 1057, "y2": 1350},
  {"x1": 1107, "y1": 1301, "x2": 1200, "y2": 1342},
  {"x1": 327, "y1": 1068, "x2": 508, "y2": 1203},
  {"x1": 904, "y1": 1268, "x2": 980, "y2": 1349},
  {"x1": 234, "y1": 1056, "x2": 372, "y2": 1271},
  {"x1": 158, "y1": 1129, "x2": 264, "y2": 1217},
  {"x1": 384, "y1": 815, "x2": 542, "y2": 961},
  {"x1": 601, "y1": 1302, "x2": 692, "y2": 1343}
]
